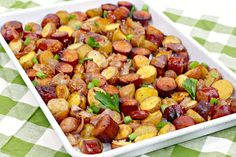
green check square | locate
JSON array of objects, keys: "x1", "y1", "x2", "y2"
[
  {"x1": 170, "y1": 145, "x2": 200, "y2": 157},
  {"x1": 0, "y1": 133, "x2": 11, "y2": 148},
  {"x1": 25, "y1": 145, "x2": 56, "y2": 157},
  {"x1": 195, "y1": 19, "x2": 216, "y2": 31},
  {"x1": 0, "y1": 44, "x2": 5, "y2": 53},
  {"x1": 163, "y1": 11, "x2": 181, "y2": 22},
  {"x1": 0, "y1": 95, "x2": 17, "y2": 115},
  {"x1": 146, "y1": 146, "x2": 174, "y2": 157},
  {"x1": 193, "y1": 37, "x2": 206, "y2": 46},
  {"x1": 222, "y1": 45, "x2": 236, "y2": 58},
  {"x1": 7, "y1": 102, "x2": 36, "y2": 120},
  {"x1": 210, "y1": 127, "x2": 236, "y2": 141},
  {"x1": 54, "y1": 151, "x2": 71, "y2": 157},
  {"x1": 1, "y1": 136, "x2": 34, "y2": 157},
  {"x1": 12, "y1": 75, "x2": 26, "y2": 86},
  {"x1": 28, "y1": 108, "x2": 50, "y2": 128}
]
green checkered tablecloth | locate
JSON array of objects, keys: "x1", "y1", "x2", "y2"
[{"x1": 0, "y1": 1, "x2": 236, "y2": 157}]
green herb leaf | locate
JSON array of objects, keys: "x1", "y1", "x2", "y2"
[
  {"x1": 94, "y1": 21, "x2": 99, "y2": 27},
  {"x1": 128, "y1": 133, "x2": 137, "y2": 141},
  {"x1": 129, "y1": 6, "x2": 136, "y2": 17},
  {"x1": 124, "y1": 116, "x2": 132, "y2": 124},
  {"x1": 68, "y1": 14, "x2": 76, "y2": 20},
  {"x1": 201, "y1": 62, "x2": 209, "y2": 69},
  {"x1": 87, "y1": 108, "x2": 93, "y2": 113},
  {"x1": 90, "y1": 104, "x2": 100, "y2": 114},
  {"x1": 95, "y1": 91, "x2": 120, "y2": 112},
  {"x1": 189, "y1": 61, "x2": 199, "y2": 69},
  {"x1": 211, "y1": 72, "x2": 219, "y2": 78},
  {"x1": 126, "y1": 34, "x2": 133, "y2": 41},
  {"x1": 87, "y1": 79, "x2": 100, "y2": 89},
  {"x1": 183, "y1": 78, "x2": 198, "y2": 100},
  {"x1": 103, "y1": 11, "x2": 108, "y2": 18},
  {"x1": 79, "y1": 57, "x2": 93, "y2": 64},
  {"x1": 36, "y1": 71, "x2": 47, "y2": 79},
  {"x1": 141, "y1": 83, "x2": 149, "y2": 87},
  {"x1": 54, "y1": 54, "x2": 60, "y2": 60},
  {"x1": 161, "y1": 104, "x2": 168, "y2": 113},
  {"x1": 24, "y1": 37, "x2": 31, "y2": 46},
  {"x1": 32, "y1": 57, "x2": 38, "y2": 64},
  {"x1": 24, "y1": 25, "x2": 31, "y2": 31},
  {"x1": 210, "y1": 98, "x2": 218, "y2": 105},
  {"x1": 142, "y1": 4, "x2": 149, "y2": 12},
  {"x1": 156, "y1": 121, "x2": 169, "y2": 130},
  {"x1": 75, "y1": 25, "x2": 81, "y2": 30},
  {"x1": 87, "y1": 37, "x2": 100, "y2": 48}
]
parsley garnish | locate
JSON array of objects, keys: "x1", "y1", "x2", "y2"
[
  {"x1": 129, "y1": 6, "x2": 136, "y2": 17},
  {"x1": 142, "y1": 4, "x2": 149, "y2": 12},
  {"x1": 183, "y1": 78, "x2": 198, "y2": 100},
  {"x1": 126, "y1": 34, "x2": 133, "y2": 41},
  {"x1": 68, "y1": 14, "x2": 77, "y2": 20},
  {"x1": 79, "y1": 57, "x2": 93, "y2": 64},
  {"x1": 87, "y1": 79, "x2": 100, "y2": 89},
  {"x1": 24, "y1": 25, "x2": 31, "y2": 31},
  {"x1": 87, "y1": 37, "x2": 100, "y2": 48},
  {"x1": 156, "y1": 121, "x2": 169, "y2": 130},
  {"x1": 24, "y1": 37, "x2": 31, "y2": 46},
  {"x1": 95, "y1": 91, "x2": 120, "y2": 112},
  {"x1": 36, "y1": 71, "x2": 47, "y2": 79}
]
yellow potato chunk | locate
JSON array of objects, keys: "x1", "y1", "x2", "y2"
[
  {"x1": 87, "y1": 87, "x2": 105, "y2": 106},
  {"x1": 135, "y1": 87, "x2": 158, "y2": 103},
  {"x1": 212, "y1": 80, "x2": 234, "y2": 99},
  {"x1": 158, "y1": 123, "x2": 176, "y2": 135},
  {"x1": 140, "y1": 96, "x2": 161, "y2": 112},
  {"x1": 101, "y1": 66, "x2": 119, "y2": 80},
  {"x1": 68, "y1": 92, "x2": 81, "y2": 108},
  {"x1": 19, "y1": 51, "x2": 36, "y2": 69},
  {"x1": 115, "y1": 124, "x2": 132, "y2": 140},
  {"x1": 9, "y1": 39, "x2": 23, "y2": 53},
  {"x1": 186, "y1": 109, "x2": 205, "y2": 124},
  {"x1": 175, "y1": 74, "x2": 188, "y2": 90},
  {"x1": 77, "y1": 44, "x2": 93, "y2": 60},
  {"x1": 87, "y1": 50, "x2": 107, "y2": 68},
  {"x1": 133, "y1": 55, "x2": 150, "y2": 69},
  {"x1": 58, "y1": 25, "x2": 74, "y2": 36},
  {"x1": 119, "y1": 84, "x2": 135, "y2": 98},
  {"x1": 134, "y1": 124, "x2": 157, "y2": 142},
  {"x1": 142, "y1": 110, "x2": 162, "y2": 126},
  {"x1": 136, "y1": 65, "x2": 157, "y2": 83}
]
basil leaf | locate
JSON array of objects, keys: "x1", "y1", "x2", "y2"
[
  {"x1": 183, "y1": 78, "x2": 198, "y2": 100},
  {"x1": 87, "y1": 37, "x2": 100, "y2": 48}
]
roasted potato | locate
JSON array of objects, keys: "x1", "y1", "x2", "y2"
[
  {"x1": 56, "y1": 84, "x2": 70, "y2": 99},
  {"x1": 68, "y1": 92, "x2": 81, "y2": 108},
  {"x1": 142, "y1": 110, "x2": 162, "y2": 126},
  {"x1": 58, "y1": 25, "x2": 74, "y2": 37},
  {"x1": 80, "y1": 124, "x2": 95, "y2": 138},
  {"x1": 185, "y1": 65, "x2": 208, "y2": 79},
  {"x1": 204, "y1": 68, "x2": 221, "y2": 87},
  {"x1": 135, "y1": 87, "x2": 158, "y2": 103},
  {"x1": 179, "y1": 97, "x2": 198, "y2": 110},
  {"x1": 185, "y1": 109, "x2": 205, "y2": 123},
  {"x1": 115, "y1": 124, "x2": 132, "y2": 140},
  {"x1": 158, "y1": 123, "x2": 176, "y2": 135},
  {"x1": 171, "y1": 92, "x2": 189, "y2": 103},
  {"x1": 19, "y1": 51, "x2": 36, "y2": 69},
  {"x1": 133, "y1": 124, "x2": 157, "y2": 142},
  {"x1": 111, "y1": 140, "x2": 131, "y2": 149},
  {"x1": 212, "y1": 80, "x2": 234, "y2": 99},
  {"x1": 133, "y1": 55, "x2": 150, "y2": 69},
  {"x1": 38, "y1": 50, "x2": 54, "y2": 64},
  {"x1": 112, "y1": 29, "x2": 126, "y2": 42},
  {"x1": 41, "y1": 23, "x2": 56, "y2": 38},
  {"x1": 136, "y1": 65, "x2": 157, "y2": 84},
  {"x1": 119, "y1": 83, "x2": 135, "y2": 98},
  {"x1": 87, "y1": 87, "x2": 105, "y2": 106},
  {"x1": 9, "y1": 38, "x2": 23, "y2": 53},
  {"x1": 87, "y1": 50, "x2": 108, "y2": 68},
  {"x1": 162, "y1": 35, "x2": 181, "y2": 47},
  {"x1": 86, "y1": 8, "x2": 103, "y2": 17},
  {"x1": 140, "y1": 96, "x2": 161, "y2": 112},
  {"x1": 101, "y1": 66, "x2": 119, "y2": 84},
  {"x1": 175, "y1": 74, "x2": 188, "y2": 90}
]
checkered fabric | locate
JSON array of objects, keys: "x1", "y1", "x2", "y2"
[{"x1": 0, "y1": 1, "x2": 235, "y2": 157}]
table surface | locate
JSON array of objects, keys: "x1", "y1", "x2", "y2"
[{"x1": 0, "y1": 0, "x2": 235, "y2": 157}]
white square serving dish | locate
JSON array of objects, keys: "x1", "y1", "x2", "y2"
[{"x1": 0, "y1": 0, "x2": 236, "y2": 156}]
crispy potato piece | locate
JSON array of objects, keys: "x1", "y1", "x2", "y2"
[
  {"x1": 87, "y1": 50, "x2": 108, "y2": 68},
  {"x1": 119, "y1": 84, "x2": 135, "y2": 98},
  {"x1": 185, "y1": 65, "x2": 208, "y2": 79},
  {"x1": 111, "y1": 140, "x2": 131, "y2": 149},
  {"x1": 56, "y1": 84, "x2": 70, "y2": 100},
  {"x1": 212, "y1": 80, "x2": 234, "y2": 99},
  {"x1": 162, "y1": 35, "x2": 181, "y2": 46},
  {"x1": 162, "y1": 97, "x2": 178, "y2": 106},
  {"x1": 105, "y1": 23, "x2": 120, "y2": 32},
  {"x1": 133, "y1": 55, "x2": 150, "y2": 69},
  {"x1": 97, "y1": 39, "x2": 112, "y2": 56},
  {"x1": 101, "y1": 66, "x2": 119, "y2": 84},
  {"x1": 139, "y1": 39, "x2": 157, "y2": 52},
  {"x1": 204, "y1": 68, "x2": 221, "y2": 87},
  {"x1": 67, "y1": 42, "x2": 83, "y2": 50},
  {"x1": 142, "y1": 110, "x2": 162, "y2": 126},
  {"x1": 56, "y1": 10, "x2": 69, "y2": 25},
  {"x1": 179, "y1": 97, "x2": 198, "y2": 110},
  {"x1": 68, "y1": 92, "x2": 81, "y2": 108},
  {"x1": 76, "y1": 44, "x2": 93, "y2": 60},
  {"x1": 87, "y1": 87, "x2": 105, "y2": 106},
  {"x1": 158, "y1": 123, "x2": 176, "y2": 135},
  {"x1": 136, "y1": 65, "x2": 157, "y2": 84},
  {"x1": 68, "y1": 20, "x2": 82, "y2": 30},
  {"x1": 115, "y1": 124, "x2": 132, "y2": 140},
  {"x1": 140, "y1": 96, "x2": 161, "y2": 112},
  {"x1": 19, "y1": 51, "x2": 36, "y2": 69},
  {"x1": 58, "y1": 25, "x2": 74, "y2": 37},
  {"x1": 134, "y1": 124, "x2": 157, "y2": 142},
  {"x1": 175, "y1": 74, "x2": 188, "y2": 90},
  {"x1": 171, "y1": 92, "x2": 189, "y2": 103},
  {"x1": 41, "y1": 23, "x2": 56, "y2": 38},
  {"x1": 135, "y1": 87, "x2": 158, "y2": 103},
  {"x1": 80, "y1": 124, "x2": 94, "y2": 138},
  {"x1": 186, "y1": 109, "x2": 205, "y2": 123},
  {"x1": 86, "y1": 8, "x2": 103, "y2": 17},
  {"x1": 112, "y1": 29, "x2": 126, "y2": 42},
  {"x1": 9, "y1": 38, "x2": 23, "y2": 53},
  {"x1": 38, "y1": 50, "x2": 54, "y2": 64}
]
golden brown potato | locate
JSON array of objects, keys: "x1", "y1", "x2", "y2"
[
  {"x1": 158, "y1": 123, "x2": 176, "y2": 135},
  {"x1": 185, "y1": 109, "x2": 205, "y2": 123},
  {"x1": 135, "y1": 87, "x2": 158, "y2": 103},
  {"x1": 133, "y1": 124, "x2": 157, "y2": 142},
  {"x1": 179, "y1": 97, "x2": 198, "y2": 110},
  {"x1": 87, "y1": 50, "x2": 108, "y2": 68},
  {"x1": 9, "y1": 38, "x2": 23, "y2": 53},
  {"x1": 185, "y1": 65, "x2": 208, "y2": 79},
  {"x1": 60, "y1": 117, "x2": 79, "y2": 133},
  {"x1": 133, "y1": 55, "x2": 150, "y2": 69},
  {"x1": 56, "y1": 84, "x2": 70, "y2": 99},
  {"x1": 111, "y1": 140, "x2": 131, "y2": 149},
  {"x1": 80, "y1": 124, "x2": 95, "y2": 138},
  {"x1": 212, "y1": 80, "x2": 234, "y2": 99},
  {"x1": 97, "y1": 39, "x2": 112, "y2": 56},
  {"x1": 105, "y1": 23, "x2": 120, "y2": 32},
  {"x1": 75, "y1": 44, "x2": 93, "y2": 60},
  {"x1": 136, "y1": 65, "x2": 157, "y2": 84},
  {"x1": 112, "y1": 29, "x2": 127, "y2": 42},
  {"x1": 47, "y1": 98, "x2": 69, "y2": 123},
  {"x1": 175, "y1": 74, "x2": 188, "y2": 90},
  {"x1": 101, "y1": 66, "x2": 119, "y2": 84},
  {"x1": 204, "y1": 68, "x2": 221, "y2": 87},
  {"x1": 171, "y1": 92, "x2": 189, "y2": 103},
  {"x1": 68, "y1": 20, "x2": 82, "y2": 30},
  {"x1": 58, "y1": 25, "x2": 74, "y2": 37},
  {"x1": 67, "y1": 92, "x2": 81, "y2": 108},
  {"x1": 140, "y1": 96, "x2": 161, "y2": 112},
  {"x1": 67, "y1": 133, "x2": 79, "y2": 146},
  {"x1": 38, "y1": 50, "x2": 54, "y2": 64},
  {"x1": 19, "y1": 51, "x2": 36, "y2": 69},
  {"x1": 87, "y1": 87, "x2": 105, "y2": 106},
  {"x1": 41, "y1": 23, "x2": 56, "y2": 38},
  {"x1": 56, "y1": 10, "x2": 69, "y2": 25},
  {"x1": 119, "y1": 84, "x2": 135, "y2": 98},
  {"x1": 142, "y1": 110, "x2": 162, "y2": 126},
  {"x1": 115, "y1": 124, "x2": 132, "y2": 140},
  {"x1": 162, "y1": 35, "x2": 181, "y2": 47},
  {"x1": 139, "y1": 39, "x2": 157, "y2": 52},
  {"x1": 156, "y1": 50, "x2": 172, "y2": 59},
  {"x1": 162, "y1": 97, "x2": 178, "y2": 106},
  {"x1": 86, "y1": 8, "x2": 103, "y2": 17}
]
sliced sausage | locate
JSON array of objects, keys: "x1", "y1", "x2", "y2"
[
  {"x1": 211, "y1": 105, "x2": 232, "y2": 119},
  {"x1": 131, "y1": 47, "x2": 151, "y2": 58},
  {"x1": 118, "y1": 1, "x2": 133, "y2": 10},
  {"x1": 26, "y1": 68, "x2": 37, "y2": 80},
  {"x1": 1, "y1": 27, "x2": 20, "y2": 42},
  {"x1": 80, "y1": 138, "x2": 103, "y2": 154},
  {"x1": 102, "y1": 3, "x2": 118, "y2": 11},
  {"x1": 154, "y1": 77, "x2": 177, "y2": 98},
  {"x1": 196, "y1": 87, "x2": 219, "y2": 102},
  {"x1": 55, "y1": 62, "x2": 73, "y2": 76},
  {"x1": 119, "y1": 73, "x2": 141, "y2": 86},
  {"x1": 102, "y1": 85, "x2": 119, "y2": 96},
  {"x1": 41, "y1": 14, "x2": 60, "y2": 28},
  {"x1": 85, "y1": 73, "x2": 107, "y2": 87},
  {"x1": 167, "y1": 56, "x2": 185, "y2": 75},
  {"x1": 164, "y1": 70, "x2": 177, "y2": 79},
  {"x1": 37, "y1": 38, "x2": 63, "y2": 54},
  {"x1": 36, "y1": 85, "x2": 57, "y2": 103},
  {"x1": 59, "y1": 49, "x2": 78, "y2": 67},
  {"x1": 150, "y1": 55, "x2": 168, "y2": 77},
  {"x1": 163, "y1": 104, "x2": 186, "y2": 122},
  {"x1": 113, "y1": 40, "x2": 132, "y2": 55},
  {"x1": 51, "y1": 31, "x2": 73, "y2": 47},
  {"x1": 93, "y1": 114, "x2": 119, "y2": 143},
  {"x1": 2, "y1": 21, "x2": 23, "y2": 34},
  {"x1": 132, "y1": 10, "x2": 152, "y2": 26},
  {"x1": 113, "y1": 7, "x2": 130, "y2": 20},
  {"x1": 23, "y1": 32, "x2": 40, "y2": 40},
  {"x1": 68, "y1": 78, "x2": 87, "y2": 95},
  {"x1": 120, "y1": 98, "x2": 139, "y2": 115},
  {"x1": 173, "y1": 116, "x2": 195, "y2": 130},
  {"x1": 193, "y1": 101, "x2": 211, "y2": 120},
  {"x1": 165, "y1": 43, "x2": 185, "y2": 52},
  {"x1": 130, "y1": 110, "x2": 149, "y2": 120},
  {"x1": 146, "y1": 25, "x2": 164, "y2": 46},
  {"x1": 70, "y1": 11, "x2": 88, "y2": 22}
]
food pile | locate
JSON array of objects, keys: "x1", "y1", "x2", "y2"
[{"x1": 1, "y1": 1, "x2": 236, "y2": 154}]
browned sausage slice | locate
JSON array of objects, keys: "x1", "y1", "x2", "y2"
[
  {"x1": 36, "y1": 85, "x2": 57, "y2": 103},
  {"x1": 130, "y1": 110, "x2": 149, "y2": 120},
  {"x1": 196, "y1": 87, "x2": 219, "y2": 102},
  {"x1": 133, "y1": 10, "x2": 152, "y2": 26},
  {"x1": 119, "y1": 73, "x2": 141, "y2": 86},
  {"x1": 37, "y1": 39, "x2": 63, "y2": 54},
  {"x1": 131, "y1": 47, "x2": 151, "y2": 58},
  {"x1": 70, "y1": 11, "x2": 88, "y2": 22},
  {"x1": 154, "y1": 77, "x2": 177, "y2": 97},
  {"x1": 120, "y1": 98, "x2": 139, "y2": 115},
  {"x1": 85, "y1": 61, "x2": 100, "y2": 73},
  {"x1": 151, "y1": 55, "x2": 168, "y2": 77},
  {"x1": 102, "y1": 3, "x2": 118, "y2": 11},
  {"x1": 26, "y1": 68, "x2": 37, "y2": 80},
  {"x1": 55, "y1": 62, "x2": 73, "y2": 76},
  {"x1": 113, "y1": 7, "x2": 130, "y2": 20},
  {"x1": 3, "y1": 21, "x2": 23, "y2": 33},
  {"x1": 113, "y1": 40, "x2": 132, "y2": 55},
  {"x1": 167, "y1": 56, "x2": 185, "y2": 75},
  {"x1": 41, "y1": 14, "x2": 60, "y2": 28},
  {"x1": 165, "y1": 43, "x2": 185, "y2": 52},
  {"x1": 80, "y1": 138, "x2": 103, "y2": 154},
  {"x1": 51, "y1": 31, "x2": 73, "y2": 47},
  {"x1": 93, "y1": 114, "x2": 119, "y2": 143},
  {"x1": 164, "y1": 70, "x2": 177, "y2": 79},
  {"x1": 211, "y1": 105, "x2": 232, "y2": 119},
  {"x1": 173, "y1": 115, "x2": 195, "y2": 130},
  {"x1": 59, "y1": 49, "x2": 78, "y2": 67},
  {"x1": 68, "y1": 78, "x2": 88, "y2": 95},
  {"x1": 146, "y1": 25, "x2": 164, "y2": 46},
  {"x1": 118, "y1": 1, "x2": 133, "y2": 10},
  {"x1": 85, "y1": 73, "x2": 107, "y2": 87}
]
